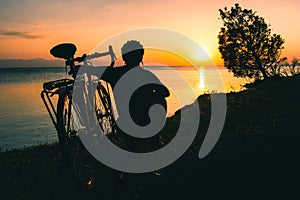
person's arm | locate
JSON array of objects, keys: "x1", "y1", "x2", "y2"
[
  {"x1": 145, "y1": 70, "x2": 170, "y2": 98},
  {"x1": 153, "y1": 83, "x2": 170, "y2": 98}
]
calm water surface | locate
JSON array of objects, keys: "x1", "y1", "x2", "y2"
[{"x1": 0, "y1": 66, "x2": 248, "y2": 150}]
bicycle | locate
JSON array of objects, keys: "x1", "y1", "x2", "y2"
[{"x1": 41, "y1": 43, "x2": 117, "y2": 189}]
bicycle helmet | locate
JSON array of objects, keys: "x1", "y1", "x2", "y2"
[{"x1": 121, "y1": 40, "x2": 144, "y2": 65}]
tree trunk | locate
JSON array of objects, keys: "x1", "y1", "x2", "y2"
[
  {"x1": 253, "y1": 53, "x2": 268, "y2": 79},
  {"x1": 261, "y1": 68, "x2": 268, "y2": 79}
]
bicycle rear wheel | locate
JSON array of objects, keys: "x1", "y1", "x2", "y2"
[{"x1": 56, "y1": 83, "x2": 116, "y2": 189}]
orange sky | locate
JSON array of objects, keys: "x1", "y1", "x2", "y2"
[{"x1": 0, "y1": 0, "x2": 299, "y2": 66}]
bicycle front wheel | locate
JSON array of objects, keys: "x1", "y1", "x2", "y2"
[
  {"x1": 57, "y1": 88, "x2": 98, "y2": 189},
  {"x1": 95, "y1": 82, "x2": 116, "y2": 135}
]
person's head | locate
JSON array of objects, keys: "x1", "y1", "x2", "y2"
[{"x1": 121, "y1": 40, "x2": 144, "y2": 66}]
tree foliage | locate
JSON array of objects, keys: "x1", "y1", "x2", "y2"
[{"x1": 218, "y1": 3, "x2": 285, "y2": 80}]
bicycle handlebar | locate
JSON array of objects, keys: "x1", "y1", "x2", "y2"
[
  {"x1": 58, "y1": 44, "x2": 116, "y2": 77},
  {"x1": 74, "y1": 45, "x2": 117, "y2": 67}
]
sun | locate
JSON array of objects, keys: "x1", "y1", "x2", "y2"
[{"x1": 188, "y1": 45, "x2": 213, "y2": 66}]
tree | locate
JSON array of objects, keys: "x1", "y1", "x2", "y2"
[{"x1": 218, "y1": 3, "x2": 285, "y2": 80}]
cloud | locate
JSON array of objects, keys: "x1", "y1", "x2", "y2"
[
  {"x1": 0, "y1": 31, "x2": 42, "y2": 39},
  {"x1": 0, "y1": 17, "x2": 39, "y2": 25}
]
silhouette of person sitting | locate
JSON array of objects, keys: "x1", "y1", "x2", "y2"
[{"x1": 101, "y1": 40, "x2": 169, "y2": 144}]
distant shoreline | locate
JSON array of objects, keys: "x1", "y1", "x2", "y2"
[{"x1": 0, "y1": 58, "x2": 64, "y2": 68}]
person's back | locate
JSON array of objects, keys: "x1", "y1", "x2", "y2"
[{"x1": 101, "y1": 40, "x2": 169, "y2": 133}]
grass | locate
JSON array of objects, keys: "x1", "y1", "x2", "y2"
[{"x1": 1, "y1": 75, "x2": 300, "y2": 199}]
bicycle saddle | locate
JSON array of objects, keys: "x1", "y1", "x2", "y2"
[{"x1": 50, "y1": 43, "x2": 77, "y2": 60}]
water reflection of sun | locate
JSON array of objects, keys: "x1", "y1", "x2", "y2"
[{"x1": 199, "y1": 68, "x2": 206, "y2": 89}]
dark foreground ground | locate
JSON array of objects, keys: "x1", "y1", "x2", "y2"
[{"x1": 1, "y1": 75, "x2": 299, "y2": 199}]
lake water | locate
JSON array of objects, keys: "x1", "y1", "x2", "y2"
[{"x1": 0, "y1": 66, "x2": 248, "y2": 150}]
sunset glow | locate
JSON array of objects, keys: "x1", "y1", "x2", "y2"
[{"x1": 0, "y1": 0, "x2": 299, "y2": 65}]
